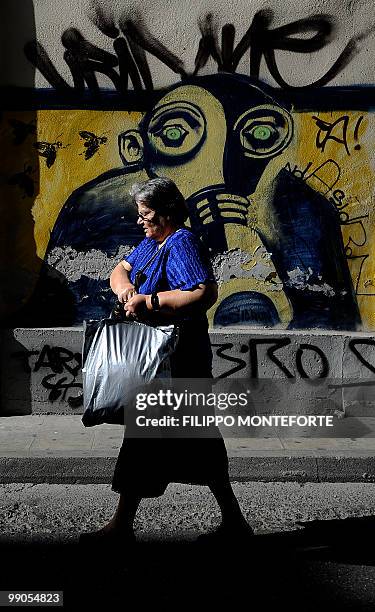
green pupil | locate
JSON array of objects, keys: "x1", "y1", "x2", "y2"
[
  {"x1": 165, "y1": 127, "x2": 181, "y2": 140},
  {"x1": 253, "y1": 126, "x2": 271, "y2": 140}
]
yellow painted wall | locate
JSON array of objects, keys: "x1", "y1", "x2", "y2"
[{"x1": 1, "y1": 106, "x2": 374, "y2": 328}]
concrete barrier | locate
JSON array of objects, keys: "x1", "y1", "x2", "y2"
[{"x1": 1, "y1": 327, "x2": 375, "y2": 417}]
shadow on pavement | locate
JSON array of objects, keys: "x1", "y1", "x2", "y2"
[
  {"x1": 296, "y1": 515, "x2": 375, "y2": 563},
  {"x1": 1, "y1": 522, "x2": 375, "y2": 611}
]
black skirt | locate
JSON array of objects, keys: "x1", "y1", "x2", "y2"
[{"x1": 111, "y1": 318, "x2": 229, "y2": 497}]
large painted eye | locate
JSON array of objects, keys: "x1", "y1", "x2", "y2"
[
  {"x1": 147, "y1": 101, "x2": 206, "y2": 158},
  {"x1": 234, "y1": 105, "x2": 293, "y2": 159},
  {"x1": 154, "y1": 124, "x2": 188, "y2": 147},
  {"x1": 251, "y1": 125, "x2": 275, "y2": 141},
  {"x1": 241, "y1": 123, "x2": 279, "y2": 150}
]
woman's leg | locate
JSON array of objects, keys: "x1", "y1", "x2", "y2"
[
  {"x1": 101, "y1": 493, "x2": 141, "y2": 535},
  {"x1": 80, "y1": 493, "x2": 141, "y2": 543},
  {"x1": 209, "y1": 477, "x2": 253, "y2": 533}
]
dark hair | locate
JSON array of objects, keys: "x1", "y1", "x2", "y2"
[{"x1": 130, "y1": 177, "x2": 189, "y2": 225}]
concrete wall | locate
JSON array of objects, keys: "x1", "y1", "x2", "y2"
[
  {"x1": 1, "y1": 0, "x2": 375, "y2": 332},
  {"x1": 2, "y1": 328, "x2": 375, "y2": 418},
  {"x1": 4, "y1": 0, "x2": 375, "y2": 90}
]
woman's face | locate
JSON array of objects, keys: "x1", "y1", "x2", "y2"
[{"x1": 136, "y1": 201, "x2": 173, "y2": 242}]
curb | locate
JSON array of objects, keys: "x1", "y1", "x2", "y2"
[{"x1": 1, "y1": 455, "x2": 375, "y2": 484}]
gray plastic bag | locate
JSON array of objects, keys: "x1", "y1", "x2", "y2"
[{"x1": 81, "y1": 318, "x2": 179, "y2": 426}]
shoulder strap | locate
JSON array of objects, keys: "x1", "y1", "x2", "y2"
[
  {"x1": 139, "y1": 230, "x2": 183, "y2": 276},
  {"x1": 133, "y1": 237, "x2": 169, "y2": 293},
  {"x1": 134, "y1": 229, "x2": 183, "y2": 292},
  {"x1": 139, "y1": 247, "x2": 162, "y2": 275}
]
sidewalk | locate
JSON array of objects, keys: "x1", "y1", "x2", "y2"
[{"x1": 1, "y1": 415, "x2": 375, "y2": 483}]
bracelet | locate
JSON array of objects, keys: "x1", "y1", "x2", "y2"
[{"x1": 151, "y1": 292, "x2": 160, "y2": 311}]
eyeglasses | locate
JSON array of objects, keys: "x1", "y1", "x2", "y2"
[{"x1": 137, "y1": 211, "x2": 156, "y2": 222}]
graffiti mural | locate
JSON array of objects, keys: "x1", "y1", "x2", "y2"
[
  {"x1": 212, "y1": 337, "x2": 375, "y2": 380},
  {"x1": 1, "y1": 7, "x2": 375, "y2": 331},
  {"x1": 24, "y1": 9, "x2": 373, "y2": 91},
  {"x1": 12, "y1": 344, "x2": 83, "y2": 407}
]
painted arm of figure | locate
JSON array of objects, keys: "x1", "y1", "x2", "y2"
[
  {"x1": 109, "y1": 261, "x2": 135, "y2": 303},
  {"x1": 124, "y1": 282, "x2": 218, "y2": 318}
]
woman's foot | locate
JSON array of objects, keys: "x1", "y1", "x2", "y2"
[
  {"x1": 79, "y1": 526, "x2": 136, "y2": 549},
  {"x1": 196, "y1": 520, "x2": 254, "y2": 544}
]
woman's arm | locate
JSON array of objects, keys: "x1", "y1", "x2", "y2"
[
  {"x1": 110, "y1": 261, "x2": 135, "y2": 303},
  {"x1": 124, "y1": 282, "x2": 218, "y2": 317},
  {"x1": 152, "y1": 282, "x2": 218, "y2": 311}
]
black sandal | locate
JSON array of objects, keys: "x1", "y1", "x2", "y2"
[
  {"x1": 79, "y1": 529, "x2": 136, "y2": 550},
  {"x1": 196, "y1": 522, "x2": 254, "y2": 544}
]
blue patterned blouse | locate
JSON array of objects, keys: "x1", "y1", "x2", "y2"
[{"x1": 125, "y1": 228, "x2": 214, "y2": 295}]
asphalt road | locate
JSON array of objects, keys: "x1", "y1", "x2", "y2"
[{"x1": 1, "y1": 482, "x2": 375, "y2": 611}]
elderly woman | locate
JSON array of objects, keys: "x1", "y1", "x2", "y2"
[{"x1": 81, "y1": 177, "x2": 252, "y2": 545}]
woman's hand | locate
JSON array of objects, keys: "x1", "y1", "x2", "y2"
[
  {"x1": 117, "y1": 282, "x2": 135, "y2": 304},
  {"x1": 110, "y1": 262, "x2": 135, "y2": 303},
  {"x1": 124, "y1": 293, "x2": 149, "y2": 317}
]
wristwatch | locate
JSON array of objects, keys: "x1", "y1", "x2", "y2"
[{"x1": 151, "y1": 292, "x2": 160, "y2": 311}]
